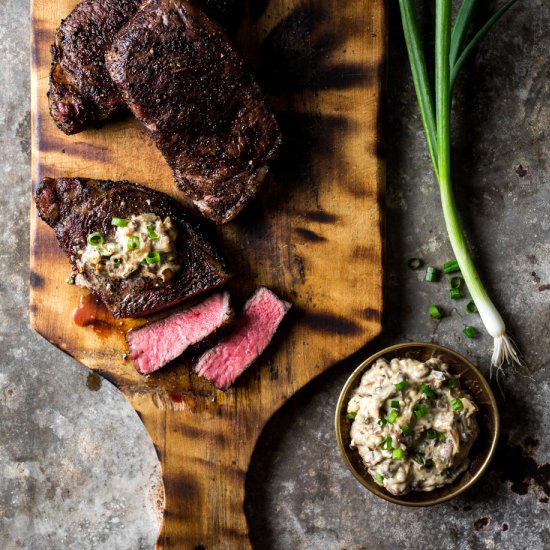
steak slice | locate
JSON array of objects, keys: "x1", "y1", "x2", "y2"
[
  {"x1": 48, "y1": 0, "x2": 242, "y2": 135},
  {"x1": 106, "y1": 0, "x2": 281, "y2": 223},
  {"x1": 127, "y1": 291, "x2": 234, "y2": 374},
  {"x1": 195, "y1": 287, "x2": 291, "y2": 389},
  {"x1": 33, "y1": 177, "x2": 231, "y2": 318},
  {"x1": 48, "y1": 0, "x2": 143, "y2": 135}
]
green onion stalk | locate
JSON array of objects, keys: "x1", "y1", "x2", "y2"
[{"x1": 398, "y1": 0, "x2": 522, "y2": 374}]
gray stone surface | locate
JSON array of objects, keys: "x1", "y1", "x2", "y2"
[{"x1": 1, "y1": 1, "x2": 548, "y2": 549}]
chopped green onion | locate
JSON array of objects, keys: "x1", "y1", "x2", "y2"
[
  {"x1": 390, "y1": 400, "x2": 400, "y2": 410},
  {"x1": 420, "y1": 384, "x2": 436, "y2": 399},
  {"x1": 65, "y1": 276, "x2": 74, "y2": 285},
  {"x1": 377, "y1": 418, "x2": 388, "y2": 427},
  {"x1": 428, "y1": 304, "x2": 442, "y2": 319},
  {"x1": 145, "y1": 251, "x2": 161, "y2": 264},
  {"x1": 394, "y1": 380, "x2": 409, "y2": 391},
  {"x1": 411, "y1": 452, "x2": 425, "y2": 465},
  {"x1": 127, "y1": 236, "x2": 140, "y2": 251},
  {"x1": 413, "y1": 403, "x2": 429, "y2": 418},
  {"x1": 401, "y1": 424, "x2": 411, "y2": 436},
  {"x1": 408, "y1": 257, "x2": 423, "y2": 270},
  {"x1": 387, "y1": 410, "x2": 399, "y2": 424},
  {"x1": 443, "y1": 259, "x2": 460, "y2": 273},
  {"x1": 374, "y1": 472, "x2": 384, "y2": 484},
  {"x1": 445, "y1": 377, "x2": 459, "y2": 389},
  {"x1": 438, "y1": 431, "x2": 446, "y2": 442},
  {"x1": 111, "y1": 217, "x2": 128, "y2": 228},
  {"x1": 466, "y1": 300, "x2": 478, "y2": 314},
  {"x1": 399, "y1": 0, "x2": 522, "y2": 372},
  {"x1": 380, "y1": 437, "x2": 393, "y2": 451},
  {"x1": 87, "y1": 232, "x2": 104, "y2": 247},
  {"x1": 463, "y1": 326, "x2": 477, "y2": 339},
  {"x1": 449, "y1": 276, "x2": 463, "y2": 289},
  {"x1": 450, "y1": 287, "x2": 462, "y2": 300},
  {"x1": 392, "y1": 448, "x2": 405, "y2": 460},
  {"x1": 425, "y1": 428, "x2": 439, "y2": 440},
  {"x1": 345, "y1": 412, "x2": 357, "y2": 420},
  {"x1": 112, "y1": 257, "x2": 123, "y2": 265},
  {"x1": 146, "y1": 226, "x2": 158, "y2": 240},
  {"x1": 451, "y1": 398, "x2": 464, "y2": 412},
  {"x1": 425, "y1": 266, "x2": 441, "y2": 282}
]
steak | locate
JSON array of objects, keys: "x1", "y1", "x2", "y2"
[
  {"x1": 48, "y1": 0, "x2": 143, "y2": 135},
  {"x1": 48, "y1": 0, "x2": 242, "y2": 135},
  {"x1": 127, "y1": 291, "x2": 234, "y2": 374},
  {"x1": 33, "y1": 177, "x2": 231, "y2": 318},
  {"x1": 195, "y1": 287, "x2": 291, "y2": 389},
  {"x1": 106, "y1": 0, "x2": 281, "y2": 223}
]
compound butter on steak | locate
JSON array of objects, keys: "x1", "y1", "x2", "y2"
[{"x1": 33, "y1": 177, "x2": 231, "y2": 318}]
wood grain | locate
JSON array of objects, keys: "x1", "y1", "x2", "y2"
[{"x1": 30, "y1": 1, "x2": 385, "y2": 547}]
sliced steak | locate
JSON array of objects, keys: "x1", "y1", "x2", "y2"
[
  {"x1": 127, "y1": 291, "x2": 233, "y2": 374},
  {"x1": 195, "y1": 287, "x2": 291, "y2": 389},
  {"x1": 34, "y1": 177, "x2": 231, "y2": 318},
  {"x1": 48, "y1": 0, "x2": 143, "y2": 135},
  {"x1": 106, "y1": 0, "x2": 281, "y2": 223},
  {"x1": 48, "y1": 0, "x2": 241, "y2": 135}
]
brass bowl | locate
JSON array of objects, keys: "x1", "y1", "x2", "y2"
[{"x1": 335, "y1": 342, "x2": 499, "y2": 506}]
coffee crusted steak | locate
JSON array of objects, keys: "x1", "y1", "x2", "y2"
[
  {"x1": 127, "y1": 291, "x2": 234, "y2": 374},
  {"x1": 33, "y1": 177, "x2": 231, "y2": 318},
  {"x1": 106, "y1": 0, "x2": 281, "y2": 223},
  {"x1": 48, "y1": 0, "x2": 143, "y2": 135},
  {"x1": 48, "y1": 0, "x2": 241, "y2": 135},
  {"x1": 195, "y1": 287, "x2": 291, "y2": 389}
]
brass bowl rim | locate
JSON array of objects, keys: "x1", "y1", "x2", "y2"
[{"x1": 335, "y1": 342, "x2": 500, "y2": 507}]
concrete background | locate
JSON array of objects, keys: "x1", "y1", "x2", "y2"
[{"x1": 1, "y1": 0, "x2": 548, "y2": 548}]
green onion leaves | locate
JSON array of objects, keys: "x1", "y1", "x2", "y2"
[
  {"x1": 463, "y1": 326, "x2": 477, "y2": 339},
  {"x1": 395, "y1": 380, "x2": 409, "y2": 391},
  {"x1": 411, "y1": 452, "x2": 426, "y2": 465},
  {"x1": 146, "y1": 226, "x2": 159, "y2": 240},
  {"x1": 401, "y1": 424, "x2": 411, "y2": 436},
  {"x1": 425, "y1": 266, "x2": 441, "y2": 282},
  {"x1": 127, "y1": 236, "x2": 140, "y2": 251},
  {"x1": 345, "y1": 412, "x2": 357, "y2": 420},
  {"x1": 387, "y1": 410, "x2": 400, "y2": 425},
  {"x1": 145, "y1": 251, "x2": 161, "y2": 264},
  {"x1": 420, "y1": 384, "x2": 436, "y2": 399},
  {"x1": 380, "y1": 437, "x2": 393, "y2": 451},
  {"x1": 451, "y1": 398, "x2": 464, "y2": 412},
  {"x1": 111, "y1": 217, "x2": 128, "y2": 228},
  {"x1": 392, "y1": 448, "x2": 405, "y2": 460},
  {"x1": 87, "y1": 232, "x2": 104, "y2": 247},
  {"x1": 413, "y1": 403, "x2": 429, "y2": 419},
  {"x1": 443, "y1": 259, "x2": 460, "y2": 274},
  {"x1": 466, "y1": 300, "x2": 478, "y2": 314},
  {"x1": 374, "y1": 472, "x2": 384, "y2": 483},
  {"x1": 429, "y1": 304, "x2": 443, "y2": 319}
]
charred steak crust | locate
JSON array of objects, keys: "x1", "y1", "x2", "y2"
[
  {"x1": 48, "y1": 0, "x2": 143, "y2": 135},
  {"x1": 106, "y1": 0, "x2": 281, "y2": 223},
  {"x1": 33, "y1": 177, "x2": 232, "y2": 318},
  {"x1": 48, "y1": 0, "x2": 238, "y2": 135}
]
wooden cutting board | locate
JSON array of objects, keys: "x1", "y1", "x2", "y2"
[{"x1": 30, "y1": 1, "x2": 385, "y2": 547}]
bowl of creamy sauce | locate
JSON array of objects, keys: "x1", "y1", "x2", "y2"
[{"x1": 335, "y1": 343, "x2": 499, "y2": 506}]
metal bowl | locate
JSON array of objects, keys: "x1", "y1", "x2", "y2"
[{"x1": 335, "y1": 342, "x2": 499, "y2": 506}]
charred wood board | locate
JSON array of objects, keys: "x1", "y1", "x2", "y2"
[{"x1": 30, "y1": 1, "x2": 385, "y2": 547}]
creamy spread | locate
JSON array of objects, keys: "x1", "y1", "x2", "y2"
[
  {"x1": 347, "y1": 356, "x2": 479, "y2": 495},
  {"x1": 77, "y1": 214, "x2": 181, "y2": 282}
]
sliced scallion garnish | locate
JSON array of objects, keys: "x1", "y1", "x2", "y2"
[
  {"x1": 450, "y1": 287, "x2": 461, "y2": 300},
  {"x1": 463, "y1": 326, "x2": 477, "y2": 339},
  {"x1": 127, "y1": 236, "x2": 140, "y2": 251},
  {"x1": 145, "y1": 251, "x2": 161, "y2": 264},
  {"x1": 345, "y1": 411, "x2": 357, "y2": 420},
  {"x1": 392, "y1": 448, "x2": 405, "y2": 460},
  {"x1": 387, "y1": 410, "x2": 399, "y2": 424},
  {"x1": 87, "y1": 232, "x2": 104, "y2": 247},
  {"x1": 425, "y1": 266, "x2": 441, "y2": 282},
  {"x1": 443, "y1": 259, "x2": 460, "y2": 273},
  {"x1": 146, "y1": 225, "x2": 159, "y2": 240},
  {"x1": 394, "y1": 380, "x2": 409, "y2": 391},
  {"x1": 425, "y1": 428, "x2": 439, "y2": 440},
  {"x1": 401, "y1": 424, "x2": 411, "y2": 436},
  {"x1": 420, "y1": 383, "x2": 436, "y2": 399},
  {"x1": 451, "y1": 398, "x2": 464, "y2": 412},
  {"x1": 411, "y1": 452, "x2": 425, "y2": 465},
  {"x1": 111, "y1": 217, "x2": 128, "y2": 228},
  {"x1": 449, "y1": 276, "x2": 463, "y2": 289},
  {"x1": 380, "y1": 437, "x2": 393, "y2": 451},
  {"x1": 374, "y1": 472, "x2": 384, "y2": 484},
  {"x1": 445, "y1": 377, "x2": 459, "y2": 389},
  {"x1": 390, "y1": 400, "x2": 400, "y2": 410},
  {"x1": 466, "y1": 300, "x2": 478, "y2": 314},
  {"x1": 413, "y1": 403, "x2": 429, "y2": 418},
  {"x1": 377, "y1": 418, "x2": 387, "y2": 427},
  {"x1": 428, "y1": 304, "x2": 442, "y2": 319}
]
